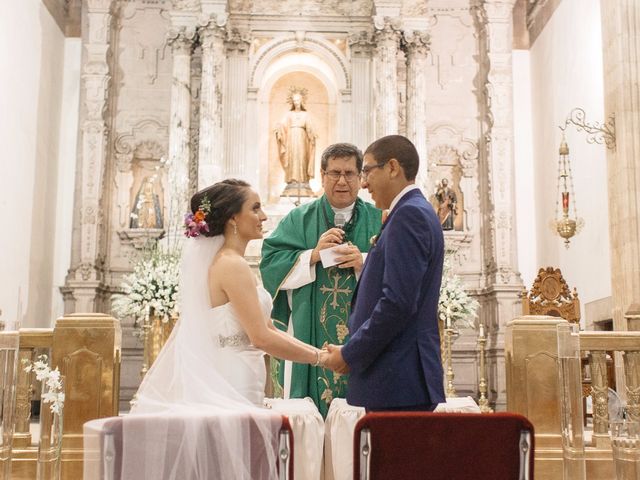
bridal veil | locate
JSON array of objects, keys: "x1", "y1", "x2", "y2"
[{"x1": 84, "y1": 236, "x2": 281, "y2": 479}]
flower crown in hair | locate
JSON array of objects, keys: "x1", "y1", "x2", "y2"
[{"x1": 184, "y1": 196, "x2": 211, "y2": 238}]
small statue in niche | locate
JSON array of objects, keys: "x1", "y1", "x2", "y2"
[
  {"x1": 434, "y1": 178, "x2": 457, "y2": 231},
  {"x1": 130, "y1": 176, "x2": 163, "y2": 229},
  {"x1": 274, "y1": 87, "x2": 317, "y2": 196}
]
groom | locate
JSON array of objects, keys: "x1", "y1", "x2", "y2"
[{"x1": 323, "y1": 135, "x2": 445, "y2": 411}]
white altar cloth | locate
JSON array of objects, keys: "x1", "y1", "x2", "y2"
[
  {"x1": 268, "y1": 397, "x2": 325, "y2": 480},
  {"x1": 323, "y1": 398, "x2": 366, "y2": 480}
]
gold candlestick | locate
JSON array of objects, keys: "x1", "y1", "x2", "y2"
[
  {"x1": 139, "y1": 308, "x2": 151, "y2": 378},
  {"x1": 477, "y1": 322, "x2": 493, "y2": 413},
  {"x1": 445, "y1": 327, "x2": 457, "y2": 398}
]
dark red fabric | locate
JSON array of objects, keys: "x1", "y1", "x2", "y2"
[{"x1": 353, "y1": 412, "x2": 534, "y2": 480}]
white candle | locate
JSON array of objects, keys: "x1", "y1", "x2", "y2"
[{"x1": 479, "y1": 322, "x2": 485, "y2": 338}]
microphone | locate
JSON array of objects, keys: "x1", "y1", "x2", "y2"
[{"x1": 334, "y1": 213, "x2": 346, "y2": 245}]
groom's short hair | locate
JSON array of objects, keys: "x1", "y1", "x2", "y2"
[{"x1": 365, "y1": 135, "x2": 419, "y2": 181}]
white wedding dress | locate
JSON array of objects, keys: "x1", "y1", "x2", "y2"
[{"x1": 84, "y1": 236, "x2": 283, "y2": 480}]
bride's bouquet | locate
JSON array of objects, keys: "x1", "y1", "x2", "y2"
[
  {"x1": 438, "y1": 253, "x2": 479, "y2": 330},
  {"x1": 112, "y1": 244, "x2": 181, "y2": 324}
]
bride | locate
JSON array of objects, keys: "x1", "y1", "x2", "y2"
[{"x1": 86, "y1": 179, "x2": 327, "y2": 480}]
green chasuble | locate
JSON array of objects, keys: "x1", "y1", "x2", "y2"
[{"x1": 260, "y1": 195, "x2": 382, "y2": 417}]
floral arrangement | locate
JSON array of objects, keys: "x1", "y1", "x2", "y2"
[
  {"x1": 183, "y1": 196, "x2": 211, "y2": 238},
  {"x1": 438, "y1": 253, "x2": 479, "y2": 330},
  {"x1": 112, "y1": 244, "x2": 181, "y2": 323},
  {"x1": 23, "y1": 355, "x2": 65, "y2": 415}
]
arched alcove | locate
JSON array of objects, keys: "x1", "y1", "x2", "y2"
[{"x1": 246, "y1": 37, "x2": 351, "y2": 204}]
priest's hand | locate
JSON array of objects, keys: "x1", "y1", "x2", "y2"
[
  {"x1": 323, "y1": 344, "x2": 349, "y2": 374},
  {"x1": 335, "y1": 242, "x2": 363, "y2": 274},
  {"x1": 310, "y1": 228, "x2": 345, "y2": 265}
]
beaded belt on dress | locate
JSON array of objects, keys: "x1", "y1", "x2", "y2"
[{"x1": 218, "y1": 332, "x2": 250, "y2": 348}]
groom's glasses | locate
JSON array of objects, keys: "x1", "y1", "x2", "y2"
[
  {"x1": 361, "y1": 162, "x2": 386, "y2": 181},
  {"x1": 323, "y1": 170, "x2": 361, "y2": 182}
]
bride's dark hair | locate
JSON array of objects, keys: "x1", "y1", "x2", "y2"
[{"x1": 190, "y1": 179, "x2": 250, "y2": 236}]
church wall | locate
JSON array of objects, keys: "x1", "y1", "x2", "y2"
[
  {"x1": 51, "y1": 39, "x2": 82, "y2": 323},
  {"x1": 0, "y1": 2, "x2": 72, "y2": 327},
  {"x1": 528, "y1": 0, "x2": 611, "y2": 322},
  {"x1": 512, "y1": 49, "x2": 537, "y2": 289}
]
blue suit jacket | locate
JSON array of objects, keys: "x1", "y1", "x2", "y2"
[{"x1": 341, "y1": 188, "x2": 445, "y2": 409}]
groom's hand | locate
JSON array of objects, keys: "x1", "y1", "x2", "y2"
[{"x1": 324, "y1": 344, "x2": 349, "y2": 374}]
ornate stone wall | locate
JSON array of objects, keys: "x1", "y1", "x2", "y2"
[{"x1": 63, "y1": 0, "x2": 522, "y2": 410}]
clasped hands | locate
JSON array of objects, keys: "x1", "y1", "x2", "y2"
[{"x1": 317, "y1": 344, "x2": 349, "y2": 374}]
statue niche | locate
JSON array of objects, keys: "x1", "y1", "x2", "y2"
[
  {"x1": 274, "y1": 86, "x2": 317, "y2": 197},
  {"x1": 130, "y1": 175, "x2": 163, "y2": 229},
  {"x1": 428, "y1": 144, "x2": 465, "y2": 232}
]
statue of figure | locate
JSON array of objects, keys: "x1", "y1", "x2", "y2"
[
  {"x1": 130, "y1": 176, "x2": 163, "y2": 229},
  {"x1": 275, "y1": 88, "x2": 317, "y2": 196},
  {"x1": 435, "y1": 178, "x2": 457, "y2": 231}
]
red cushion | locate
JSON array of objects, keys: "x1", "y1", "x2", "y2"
[{"x1": 353, "y1": 412, "x2": 534, "y2": 480}]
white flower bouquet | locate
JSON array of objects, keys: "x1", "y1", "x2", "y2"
[
  {"x1": 438, "y1": 253, "x2": 479, "y2": 330},
  {"x1": 23, "y1": 354, "x2": 65, "y2": 415},
  {"x1": 112, "y1": 244, "x2": 181, "y2": 323}
]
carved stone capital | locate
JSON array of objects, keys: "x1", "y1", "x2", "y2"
[
  {"x1": 373, "y1": 19, "x2": 402, "y2": 47},
  {"x1": 224, "y1": 28, "x2": 251, "y2": 54},
  {"x1": 403, "y1": 30, "x2": 430, "y2": 57},
  {"x1": 167, "y1": 27, "x2": 197, "y2": 54},
  {"x1": 198, "y1": 11, "x2": 228, "y2": 28},
  {"x1": 484, "y1": 0, "x2": 517, "y2": 21},
  {"x1": 198, "y1": 19, "x2": 227, "y2": 50},
  {"x1": 348, "y1": 31, "x2": 375, "y2": 56}
]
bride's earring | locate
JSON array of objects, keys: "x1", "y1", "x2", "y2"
[{"x1": 233, "y1": 223, "x2": 238, "y2": 235}]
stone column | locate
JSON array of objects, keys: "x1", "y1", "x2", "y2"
[
  {"x1": 62, "y1": 0, "x2": 114, "y2": 313},
  {"x1": 349, "y1": 31, "x2": 376, "y2": 149},
  {"x1": 600, "y1": 0, "x2": 640, "y2": 331},
  {"x1": 403, "y1": 30, "x2": 430, "y2": 187},
  {"x1": 197, "y1": 16, "x2": 227, "y2": 188},
  {"x1": 373, "y1": 19, "x2": 401, "y2": 138},
  {"x1": 475, "y1": 0, "x2": 522, "y2": 410},
  {"x1": 223, "y1": 28, "x2": 251, "y2": 177},
  {"x1": 166, "y1": 27, "x2": 196, "y2": 239}
]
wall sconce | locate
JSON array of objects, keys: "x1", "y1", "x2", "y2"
[
  {"x1": 562, "y1": 107, "x2": 616, "y2": 150},
  {"x1": 551, "y1": 108, "x2": 615, "y2": 248}
]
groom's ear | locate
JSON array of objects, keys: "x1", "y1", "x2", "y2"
[{"x1": 387, "y1": 158, "x2": 402, "y2": 178}]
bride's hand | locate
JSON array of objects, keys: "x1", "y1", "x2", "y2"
[{"x1": 318, "y1": 350, "x2": 330, "y2": 368}]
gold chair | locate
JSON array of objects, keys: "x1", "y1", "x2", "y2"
[{"x1": 521, "y1": 266, "x2": 580, "y2": 323}]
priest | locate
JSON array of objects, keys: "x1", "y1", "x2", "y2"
[{"x1": 260, "y1": 142, "x2": 382, "y2": 416}]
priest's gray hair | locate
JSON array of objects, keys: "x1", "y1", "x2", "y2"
[{"x1": 320, "y1": 143, "x2": 363, "y2": 172}]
